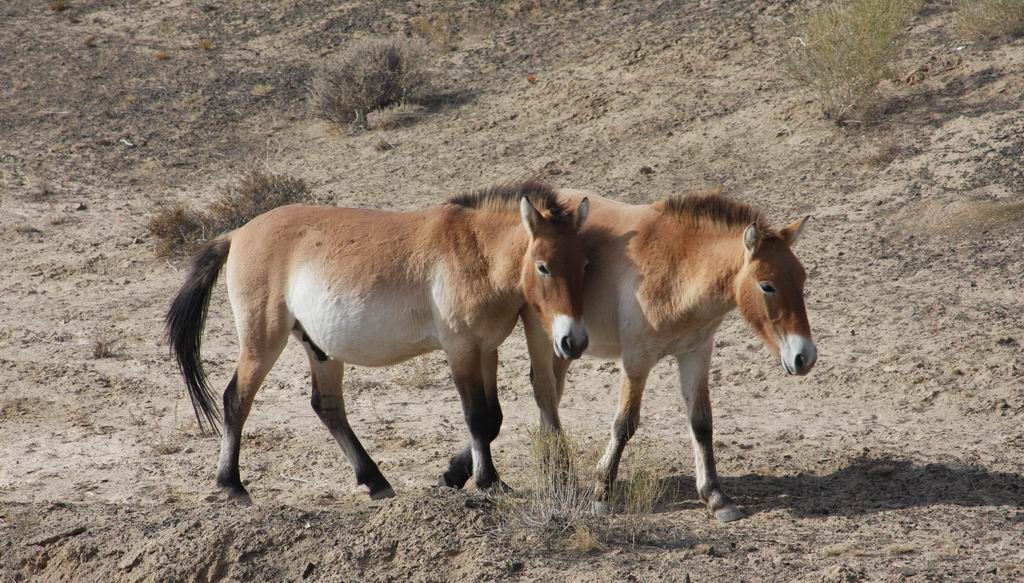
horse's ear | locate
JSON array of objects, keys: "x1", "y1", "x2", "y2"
[
  {"x1": 574, "y1": 197, "x2": 589, "y2": 230},
  {"x1": 742, "y1": 222, "x2": 761, "y2": 254},
  {"x1": 780, "y1": 215, "x2": 810, "y2": 247},
  {"x1": 520, "y1": 197, "x2": 541, "y2": 235}
]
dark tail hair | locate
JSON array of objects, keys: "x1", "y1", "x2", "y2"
[{"x1": 165, "y1": 236, "x2": 231, "y2": 434}]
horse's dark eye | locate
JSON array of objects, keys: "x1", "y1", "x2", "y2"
[
  {"x1": 759, "y1": 282, "x2": 776, "y2": 294},
  {"x1": 536, "y1": 262, "x2": 550, "y2": 276}
]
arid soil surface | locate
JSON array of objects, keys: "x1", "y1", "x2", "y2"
[{"x1": 2, "y1": 1, "x2": 1023, "y2": 581}]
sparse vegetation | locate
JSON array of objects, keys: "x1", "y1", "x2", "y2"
[
  {"x1": 957, "y1": 0, "x2": 1024, "y2": 40},
  {"x1": 366, "y1": 103, "x2": 426, "y2": 130},
  {"x1": 148, "y1": 166, "x2": 311, "y2": 257},
  {"x1": 492, "y1": 427, "x2": 668, "y2": 551},
  {"x1": 614, "y1": 442, "x2": 668, "y2": 544},
  {"x1": 47, "y1": 0, "x2": 68, "y2": 12},
  {"x1": 153, "y1": 50, "x2": 170, "y2": 61},
  {"x1": 493, "y1": 427, "x2": 599, "y2": 547},
  {"x1": 410, "y1": 13, "x2": 456, "y2": 50},
  {"x1": 92, "y1": 338, "x2": 117, "y2": 359},
  {"x1": 785, "y1": 0, "x2": 921, "y2": 123},
  {"x1": 310, "y1": 37, "x2": 431, "y2": 128},
  {"x1": 197, "y1": 38, "x2": 214, "y2": 51}
]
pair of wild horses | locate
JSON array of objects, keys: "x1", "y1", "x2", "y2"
[{"x1": 166, "y1": 182, "x2": 816, "y2": 522}]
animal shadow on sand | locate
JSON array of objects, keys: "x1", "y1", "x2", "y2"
[{"x1": 656, "y1": 456, "x2": 1024, "y2": 518}]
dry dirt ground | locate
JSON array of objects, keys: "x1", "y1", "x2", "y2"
[{"x1": 1, "y1": 1, "x2": 1023, "y2": 581}]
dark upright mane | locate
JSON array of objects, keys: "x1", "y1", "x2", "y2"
[
  {"x1": 448, "y1": 181, "x2": 570, "y2": 222},
  {"x1": 659, "y1": 189, "x2": 772, "y2": 233}
]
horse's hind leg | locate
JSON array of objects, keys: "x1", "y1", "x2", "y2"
[
  {"x1": 676, "y1": 343, "x2": 743, "y2": 523},
  {"x1": 217, "y1": 339, "x2": 287, "y2": 503},
  {"x1": 298, "y1": 335, "x2": 394, "y2": 499},
  {"x1": 440, "y1": 348, "x2": 501, "y2": 489}
]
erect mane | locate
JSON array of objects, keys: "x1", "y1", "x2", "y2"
[
  {"x1": 658, "y1": 189, "x2": 774, "y2": 234},
  {"x1": 447, "y1": 180, "x2": 570, "y2": 222}
]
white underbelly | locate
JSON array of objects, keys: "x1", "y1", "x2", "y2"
[{"x1": 288, "y1": 267, "x2": 440, "y2": 367}]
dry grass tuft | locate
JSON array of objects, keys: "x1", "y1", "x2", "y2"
[
  {"x1": 92, "y1": 338, "x2": 117, "y2": 359},
  {"x1": 493, "y1": 427, "x2": 600, "y2": 547},
  {"x1": 148, "y1": 205, "x2": 208, "y2": 258},
  {"x1": 614, "y1": 442, "x2": 668, "y2": 544},
  {"x1": 957, "y1": 0, "x2": 1024, "y2": 40},
  {"x1": 147, "y1": 167, "x2": 311, "y2": 258},
  {"x1": 886, "y1": 543, "x2": 917, "y2": 555},
  {"x1": 153, "y1": 50, "x2": 170, "y2": 61},
  {"x1": 366, "y1": 103, "x2": 427, "y2": 130},
  {"x1": 197, "y1": 38, "x2": 214, "y2": 51},
  {"x1": 410, "y1": 13, "x2": 456, "y2": 50},
  {"x1": 564, "y1": 524, "x2": 601, "y2": 554},
  {"x1": 785, "y1": 0, "x2": 921, "y2": 123},
  {"x1": 310, "y1": 37, "x2": 431, "y2": 127},
  {"x1": 47, "y1": 0, "x2": 68, "y2": 12},
  {"x1": 492, "y1": 427, "x2": 671, "y2": 551}
]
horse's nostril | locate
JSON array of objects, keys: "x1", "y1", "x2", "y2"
[
  {"x1": 561, "y1": 336, "x2": 573, "y2": 355},
  {"x1": 794, "y1": 353, "x2": 806, "y2": 370}
]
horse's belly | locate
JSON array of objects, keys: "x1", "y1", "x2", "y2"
[{"x1": 289, "y1": 271, "x2": 439, "y2": 367}]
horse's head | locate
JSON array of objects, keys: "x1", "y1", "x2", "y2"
[
  {"x1": 519, "y1": 196, "x2": 590, "y2": 359},
  {"x1": 734, "y1": 217, "x2": 816, "y2": 375}
]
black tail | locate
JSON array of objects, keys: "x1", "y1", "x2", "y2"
[{"x1": 165, "y1": 236, "x2": 231, "y2": 434}]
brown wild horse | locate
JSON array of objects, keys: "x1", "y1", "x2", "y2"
[
  {"x1": 165, "y1": 182, "x2": 590, "y2": 502},
  {"x1": 521, "y1": 189, "x2": 816, "y2": 522}
]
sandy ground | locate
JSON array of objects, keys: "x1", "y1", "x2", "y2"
[{"x1": 1, "y1": 0, "x2": 1022, "y2": 581}]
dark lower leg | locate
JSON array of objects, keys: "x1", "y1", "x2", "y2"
[
  {"x1": 439, "y1": 443, "x2": 473, "y2": 488},
  {"x1": 216, "y1": 373, "x2": 250, "y2": 500},
  {"x1": 689, "y1": 412, "x2": 741, "y2": 521},
  {"x1": 465, "y1": 395, "x2": 502, "y2": 489},
  {"x1": 311, "y1": 381, "x2": 393, "y2": 499}
]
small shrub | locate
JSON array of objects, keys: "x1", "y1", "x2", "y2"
[
  {"x1": 148, "y1": 167, "x2": 311, "y2": 258},
  {"x1": 153, "y1": 50, "x2": 170, "y2": 61},
  {"x1": 148, "y1": 204, "x2": 208, "y2": 258},
  {"x1": 207, "y1": 167, "x2": 310, "y2": 232},
  {"x1": 564, "y1": 524, "x2": 600, "y2": 554},
  {"x1": 47, "y1": 0, "x2": 68, "y2": 12},
  {"x1": 310, "y1": 37, "x2": 431, "y2": 127},
  {"x1": 197, "y1": 38, "x2": 214, "y2": 51},
  {"x1": 785, "y1": 0, "x2": 921, "y2": 123},
  {"x1": 957, "y1": 0, "x2": 1024, "y2": 40},
  {"x1": 92, "y1": 338, "x2": 117, "y2": 359}
]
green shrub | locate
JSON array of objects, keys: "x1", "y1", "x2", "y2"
[{"x1": 785, "y1": 0, "x2": 921, "y2": 122}]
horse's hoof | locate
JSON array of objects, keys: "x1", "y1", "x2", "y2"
[
  {"x1": 369, "y1": 485, "x2": 397, "y2": 500},
  {"x1": 217, "y1": 486, "x2": 252, "y2": 506},
  {"x1": 437, "y1": 474, "x2": 463, "y2": 489},
  {"x1": 592, "y1": 501, "x2": 611, "y2": 516},
  {"x1": 713, "y1": 504, "x2": 745, "y2": 523},
  {"x1": 481, "y1": 480, "x2": 513, "y2": 495}
]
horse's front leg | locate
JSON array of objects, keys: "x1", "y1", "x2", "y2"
[
  {"x1": 441, "y1": 344, "x2": 503, "y2": 491},
  {"x1": 439, "y1": 348, "x2": 501, "y2": 489},
  {"x1": 593, "y1": 357, "x2": 654, "y2": 512},
  {"x1": 676, "y1": 343, "x2": 744, "y2": 522},
  {"x1": 522, "y1": 308, "x2": 570, "y2": 431}
]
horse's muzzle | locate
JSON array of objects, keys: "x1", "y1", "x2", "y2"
[
  {"x1": 781, "y1": 334, "x2": 817, "y2": 375},
  {"x1": 553, "y1": 315, "x2": 588, "y2": 360}
]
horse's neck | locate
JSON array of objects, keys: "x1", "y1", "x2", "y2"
[
  {"x1": 640, "y1": 226, "x2": 743, "y2": 330},
  {"x1": 469, "y1": 215, "x2": 529, "y2": 300}
]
